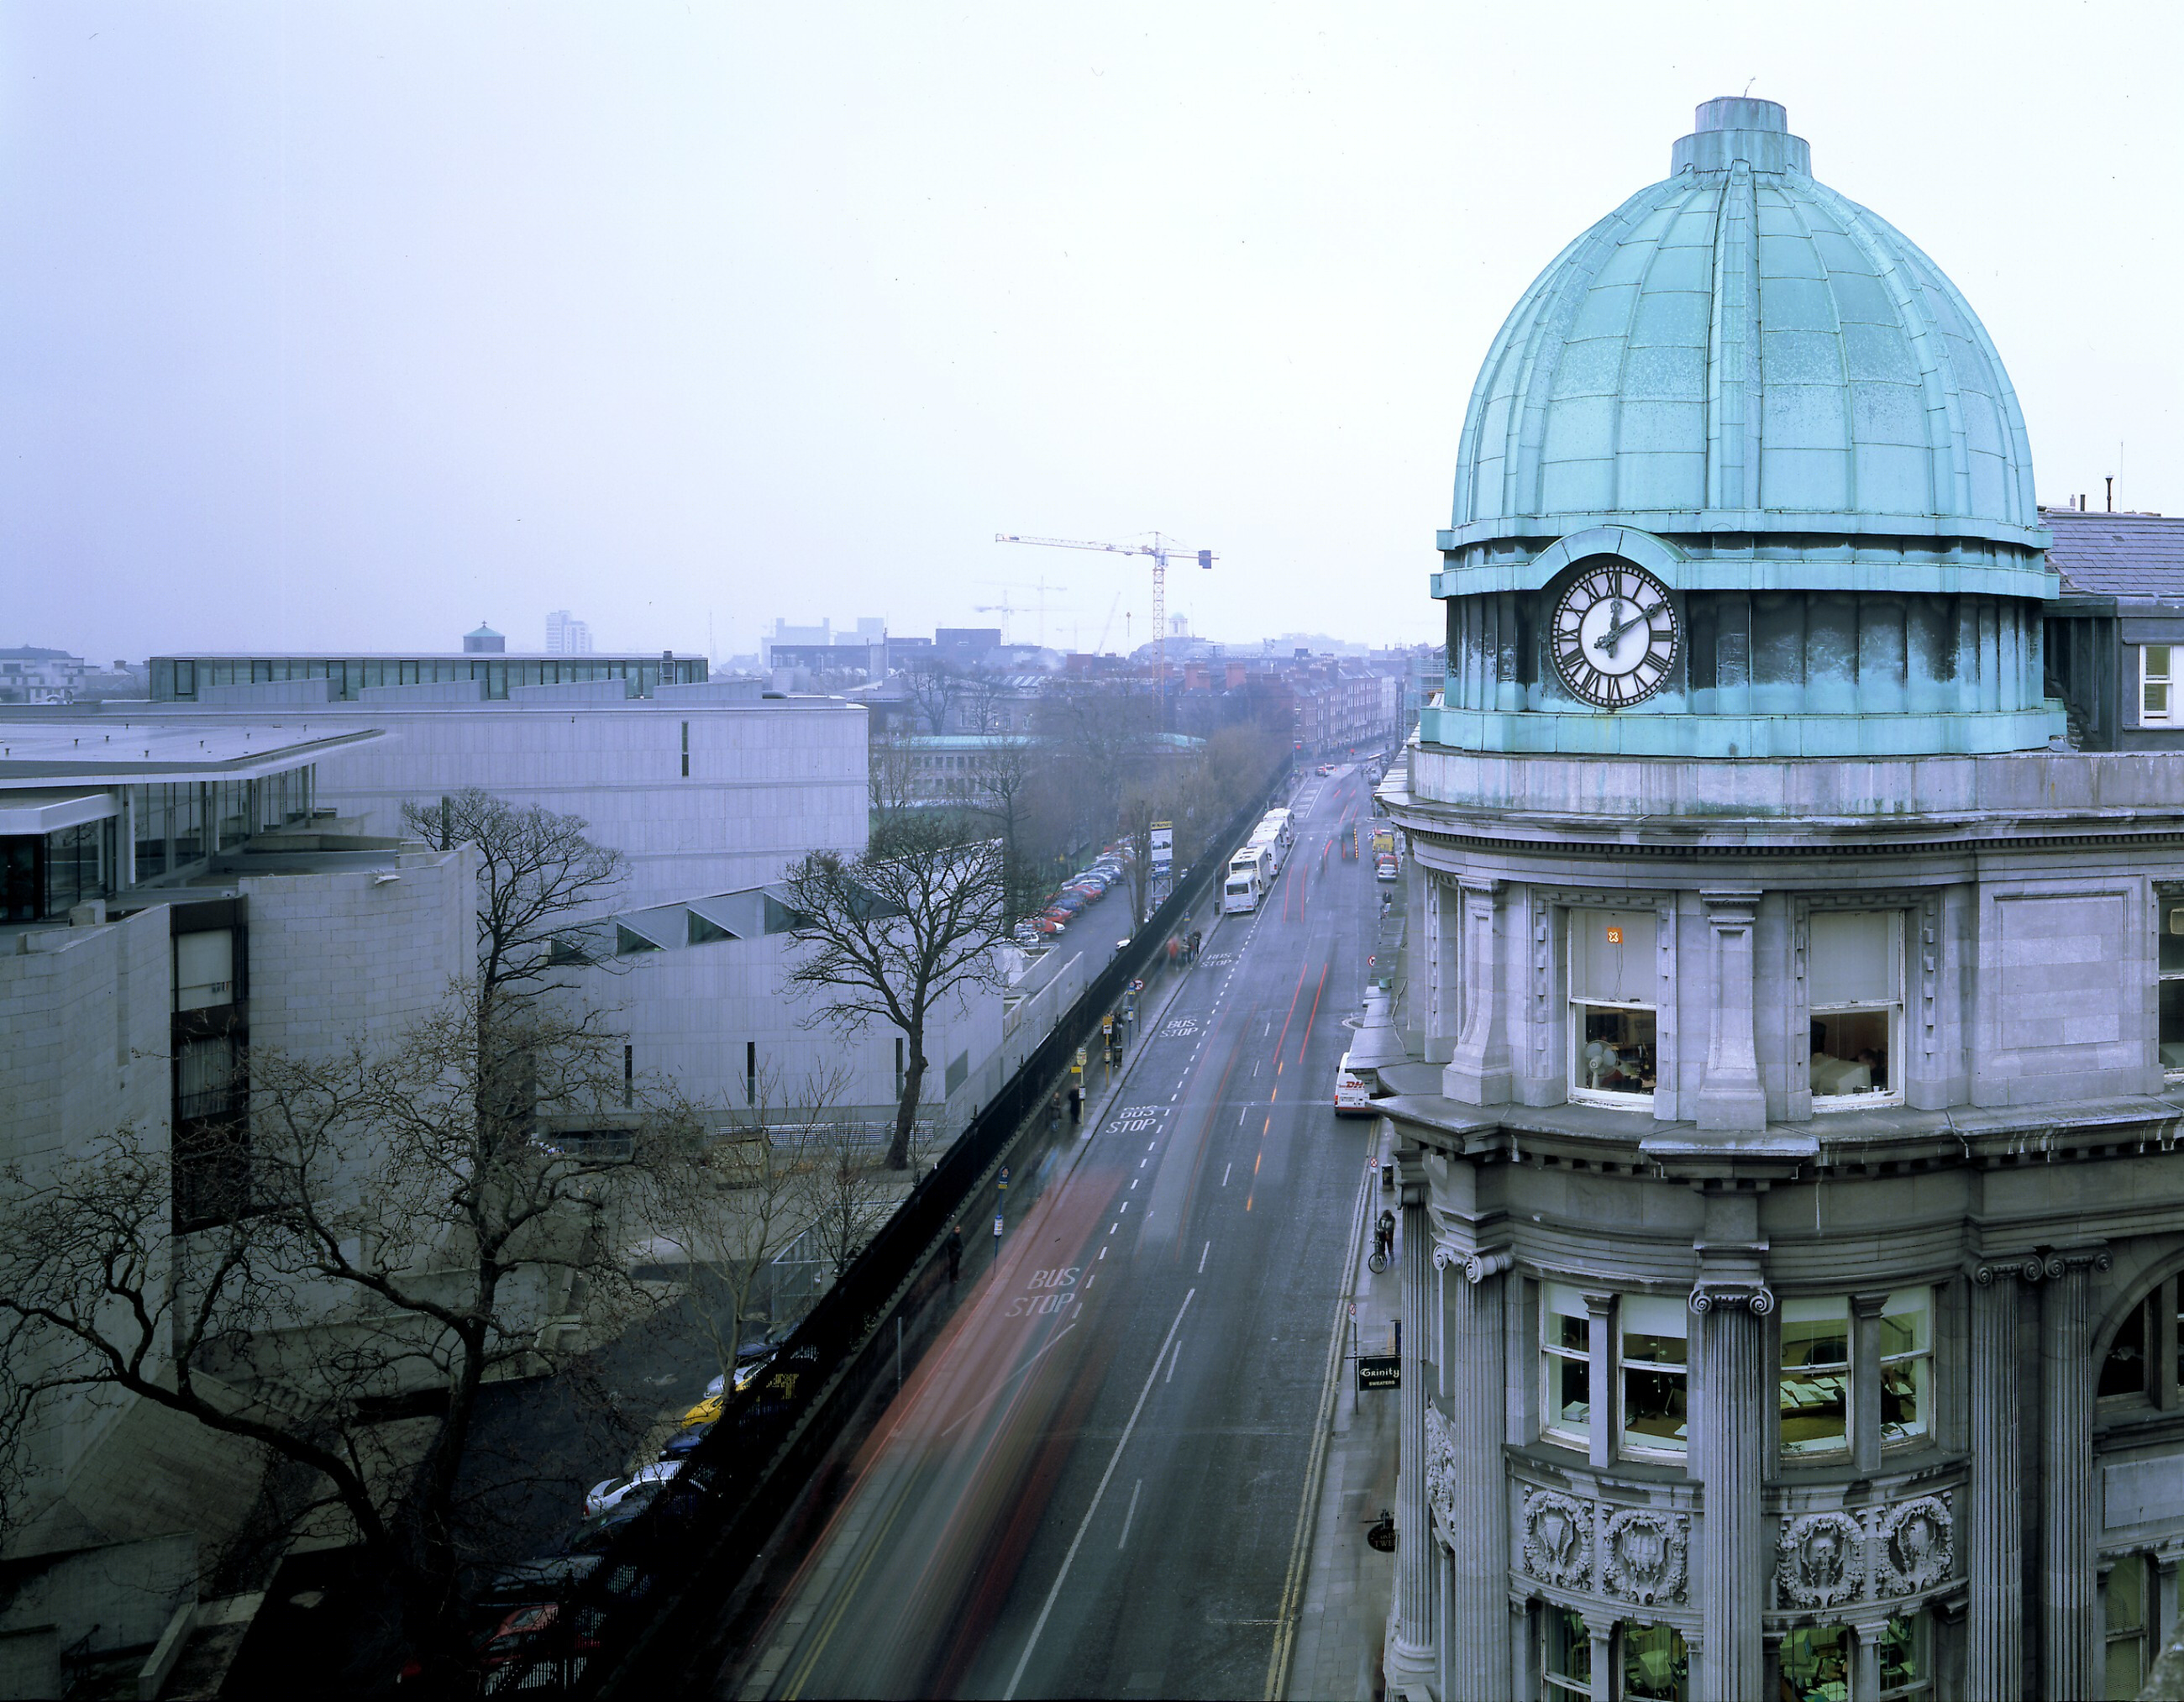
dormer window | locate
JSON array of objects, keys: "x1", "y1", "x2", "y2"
[{"x1": 2142, "y1": 645, "x2": 2173, "y2": 726}]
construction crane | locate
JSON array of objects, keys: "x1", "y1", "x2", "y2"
[
  {"x1": 973, "y1": 577, "x2": 1072, "y2": 648},
  {"x1": 994, "y1": 533, "x2": 1215, "y2": 713}
]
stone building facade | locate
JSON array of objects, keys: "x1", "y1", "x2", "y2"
[{"x1": 1377, "y1": 100, "x2": 2184, "y2": 1702}]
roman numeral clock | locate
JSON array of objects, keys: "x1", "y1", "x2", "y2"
[{"x1": 1551, "y1": 561, "x2": 1679, "y2": 707}]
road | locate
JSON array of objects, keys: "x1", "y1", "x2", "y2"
[{"x1": 718, "y1": 764, "x2": 1385, "y2": 1701}]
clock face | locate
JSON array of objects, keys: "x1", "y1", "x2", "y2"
[{"x1": 1550, "y1": 561, "x2": 1679, "y2": 708}]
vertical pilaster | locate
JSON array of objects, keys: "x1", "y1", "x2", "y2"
[
  {"x1": 1693, "y1": 1281, "x2": 1770, "y2": 1702},
  {"x1": 1850, "y1": 1291, "x2": 1887, "y2": 1475},
  {"x1": 1389, "y1": 1173, "x2": 1436, "y2": 1699},
  {"x1": 1967, "y1": 1263, "x2": 2024, "y2": 1702},
  {"x1": 2042, "y1": 1248, "x2": 2108, "y2": 1702},
  {"x1": 1696, "y1": 890, "x2": 1767, "y2": 1131},
  {"x1": 1584, "y1": 1615, "x2": 1614, "y2": 1702},
  {"x1": 1583, "y1": 1292, "x2": 1615, "y2": 1470},
  {"x1": 1850, "y1": 1619, "x2": 1884, "y2": 1702},
  {"x1": 1421, "y1": 875, "x2": 1460, "y2": 1064},
  {"x1": 1444, "y1": 880, "x2": 1510, "y2": 1105},
  {"x1": 1436, "y1": 1246, "x2": 1513, "y2": 1702}
]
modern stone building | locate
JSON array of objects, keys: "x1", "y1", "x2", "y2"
[{"x1": 1377, "y1": 99, "x2": 2184, "y2": 1702}]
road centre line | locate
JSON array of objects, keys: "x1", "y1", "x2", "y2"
[
  {"x1": 1222, "y1": 1163, "x2": 1231, "y2": 1186},
  {"x1": 1199, "y1": 1239, "x2": 1211, "y2": 1273},
  {"x1": 1005, "y1": 1288, "x2": 1197, "y2": 1699},
  {"x1": 1099, "y1": 1245, "x2": 1107, "y2": 1259},
  {"x1": 1166, "y1": 1340, "x2": 1183, "y2": 1384},
  {"x1": 1117, "y1": 1479, "x2": 1142, "y2": 1551}
]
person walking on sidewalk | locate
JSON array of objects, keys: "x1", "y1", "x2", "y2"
[
  {"x1": 1373, "y1": 1209, "x2": 1395, "y2": 1268},
  {"x1": 947, "y1": 1225, "x2": 962, "y2": 1284}
]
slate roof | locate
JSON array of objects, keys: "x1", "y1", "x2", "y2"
[{"x1": 2041, "y1": 507, "x2": 2184, "y2": 599}]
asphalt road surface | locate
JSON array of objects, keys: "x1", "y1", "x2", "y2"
[{"x1": 720, "y1": 764, "x2": 1386, "y2": 1701}]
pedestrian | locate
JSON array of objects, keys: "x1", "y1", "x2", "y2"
[
  {"x1": 947, "y1": 1225, "x2": 962, "y2": 1284},
  {"x1": 1375, "y1": 1209, "x2": 1395, "y2": 1263},
  {"x1": 1167, "y1": 937, "x2": 1179, "y2": 968}
]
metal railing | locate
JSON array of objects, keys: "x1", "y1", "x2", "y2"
[{"x1": 480, "y1": 767, "x2": 1292, "y2": 1698}]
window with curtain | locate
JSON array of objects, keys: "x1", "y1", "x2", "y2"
[
  {"x1": 1808, "y1": 909, "x2": 1900, "y2": 1104},
  {"x1": 1568, "y1": 907, "x2": 1657, "y2": 1105}
]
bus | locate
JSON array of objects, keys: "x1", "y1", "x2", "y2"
[
  {"x1": 1258, "y1": 807, "x2": 1294, "y2": 852},
  {"x1": 1223, "y1": 843, "x2": 1275, "y2": 914}
]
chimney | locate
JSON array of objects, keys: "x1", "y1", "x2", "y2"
[{"x1": 2107, "y1": 475, "x2": 2114, "y2": 512}]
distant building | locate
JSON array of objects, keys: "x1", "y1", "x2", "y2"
[
  {"x1": 0, "y1": 646, "x2": 90, "y2": 705},
  {"x1": 462, "y1": 622, "x2": 505, "y2": 654},
  {"x1": 148, "y1": 650, "x2": 708, "y2": 703},
  {"x1": 545, "y1": 610, "x2": 594, "y2": 655},
  {"x1": 2041, "y1": 505, "x2": 2184, "y2": 750}
]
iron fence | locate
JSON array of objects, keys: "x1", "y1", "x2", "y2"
[{"x1": 480, "y1": 765, "x2": 1293, "y2": 1698}]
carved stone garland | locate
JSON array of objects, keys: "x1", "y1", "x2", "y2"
[
  {"x1": 1602, "y1": 1508, "x2": 1690, "y2": 1606},
  {"x1": 1422, "y1": 1402, "x2": 1457, "y2": 1538},
  {"x1": 1875, "y1": 1495, "x2": 1954, "y2": 1598},
  {"x1": 1521, "y1": 1489, "x2": 1593, "y2": 1589},
  {"x1": 1775, "y1": 1510, "x2": 1867, "y2": 1609}
]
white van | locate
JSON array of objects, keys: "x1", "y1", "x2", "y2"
[{"x1": 1335, "y1": 1050, "x2": 1375, "y2": 1116}]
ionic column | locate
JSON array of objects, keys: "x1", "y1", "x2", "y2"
[
  {"x1": 1436, "y1": 1244, "x2": 1513, "y2": 1702},
  {"x1": 1388, "y1": 1171, "x2": 1436, "y2": 1699},
  {"x1": 1967, "y1": 1260, "x2": 2026, "y2": 1700},
  {"x1": 2042, "y1": 1248, "x2": 2108, "y2": 1701},
  {"x1": 1695, "y1": 889, "x2": 1767, "y2": 1132},
  {"x1": 1693, "y1": 1280, "x2": 1771, "y2": 1702},
  {"x1": 1443, "y1": 880, "x2": 1511, "y2": 1106}
]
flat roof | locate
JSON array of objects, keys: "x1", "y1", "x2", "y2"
[
  {"x1": 151, "y1": 651, "x2": 703, "y2": 664},
  {"x1": 0, "y1": 721, "x2": 381, "y2": 786}
]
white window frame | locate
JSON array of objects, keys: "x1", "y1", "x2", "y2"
[
  {"x1": 1878, "y1": 1286, "x2": 1934, "y2": 1448},
  {"x1": 1567, "y1": 908, "x2": 1658, "y2": 1110},
  {"x1": 1539, "y1": 1284, "x2": 1593, "y2": 1451},
  {"x1": 2159, "y1": 894, "x2": 2184, "y2": 1079},
  {"x1": 1616, "y1": 1294, "x2": 1689, "y2": 1460},
  {"x1": 1808, "y1": 909, "x2": 1904, "y2": 1111},
  {"x1": 2142, "y1": 644, "x2": 2174, "y2": 726}
]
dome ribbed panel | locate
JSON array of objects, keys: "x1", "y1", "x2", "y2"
[{"x1": 1450, "y1": 165, "x2": 2038, "y2": 541}]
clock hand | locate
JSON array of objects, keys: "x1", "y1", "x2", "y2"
[{"x1": 1592, "y1": 601, "x2": 1667, "y2": 654}]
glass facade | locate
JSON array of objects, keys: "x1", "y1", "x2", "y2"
[
  {"x1": 1618, "y1": 1295, "x2": 1688, "y2": 1457},
  {"x1": 1621, "y1": 1623, "x2": 1688, "y2": 1701},
  {"x1": 2, "y1": 818, "x2": 118, "y2": 922},
  {"x1": 150, "y1": 654, "x2": 708, "y2": 701}
]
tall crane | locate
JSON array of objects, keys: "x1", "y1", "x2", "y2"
[{"x1": 994, "y1": 533, "x2": 1215, "y2": 715}]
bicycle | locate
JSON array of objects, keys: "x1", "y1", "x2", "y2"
[{"x1": 1367, "y1": 1247, "x2": 1387, "y2": 1274}]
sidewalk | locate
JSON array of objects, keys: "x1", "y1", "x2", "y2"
[{"x1": 1287, "y1": 1122, "x2": 1400, "y2": 1702}]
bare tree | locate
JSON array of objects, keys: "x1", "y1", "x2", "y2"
[
  {"x1": 0, "y1": 793, "x2": 676, "y2": 1684},
  {"x1": 0, "y1": 991, "x2": 694, "y2": 1684},
  {"x1": 404, "y1": 788, "x2": 627, "y2": 1010},
  {"x1": 968, "y1": 735, "x2": 1053, "y2": 922},
  {"x1": 869, "y1": 729, "x2": 921, "y2": 818},
  {"x1": 902, "y1": 659, "x2": 963, "y2": 736},
  {"x1": 645, "y1": 1062, "x2": 850, "y2": 1388},
  {"x1": 779, "y1": 811, "x2": 1008, "y2": 1171}
]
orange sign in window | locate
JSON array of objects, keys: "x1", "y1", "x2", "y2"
[{"x1": 1604, "y1": 927, "x2": 1624, "y2": 945}]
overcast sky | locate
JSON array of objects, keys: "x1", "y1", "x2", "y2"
[{"x1": 5, "y1": 3, "x2": 2178, "y2": 664}]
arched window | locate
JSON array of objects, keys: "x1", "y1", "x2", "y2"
[{"x1": 2098, "y1": 1274, "x2": 2181, "y2": 1406}]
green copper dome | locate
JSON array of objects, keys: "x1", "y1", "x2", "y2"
[{"x1": 1447, "y1": 97, "x2": 2040, "y2": 550}]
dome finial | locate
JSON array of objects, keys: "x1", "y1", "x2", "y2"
[{"x1": 1672, "y1": 97, "x2": 1809, "y2": 175}]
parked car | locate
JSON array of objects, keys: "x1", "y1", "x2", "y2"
[
  {"x1": 585, "y1": 1458, "x2": 682, "y2": 1519},
  {"x1": 705, "y1": 1342, "x2": 778, "y2": 1398},
  {"x1": 1375, "y1": 857, "x2": 1398, "y2": 884}
]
